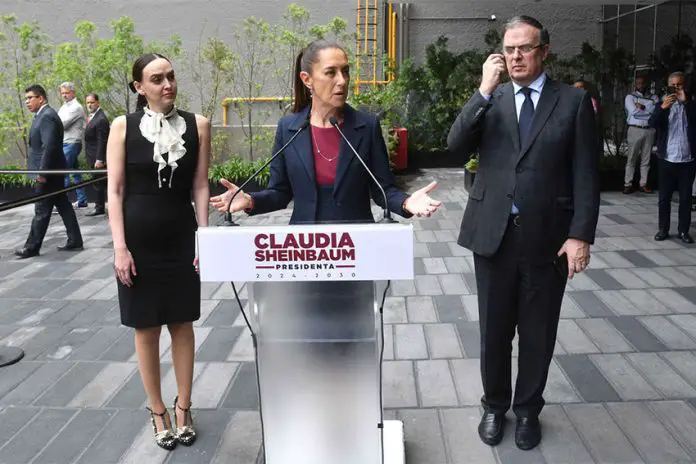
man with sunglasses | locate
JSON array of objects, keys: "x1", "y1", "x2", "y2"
[{"x1": 448, "y1": 15, "x2": 600, "y2": 451}]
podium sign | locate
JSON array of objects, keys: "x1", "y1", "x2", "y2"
[{"x1": 198, "y1": 223, "x2": 414, "y2": 282}]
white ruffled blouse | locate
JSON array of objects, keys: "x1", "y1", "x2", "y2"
[{"x1": 139, "y1": 106, "x2": 187, "y2": 188}]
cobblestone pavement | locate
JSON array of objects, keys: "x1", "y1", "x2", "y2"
[{"x1": 1, "y1": 168, "x2": 696, "y2": 463}]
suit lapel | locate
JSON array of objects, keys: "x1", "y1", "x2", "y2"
[
  {"x1": 289, "y1": 108, "x2": 315, "y2": 185},
  {"x1": 517, "y1": 79, "x2": 560, "y2": 163},
  {"x1": 500, "y1": 83, "x2": 521, "y2": 155},
  {"x1": 333, "y1": 105, "x2": 365, "y2": 195}
]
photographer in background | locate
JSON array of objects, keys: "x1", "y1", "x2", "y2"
[{"x1": 650, "y1": 71, "x2": 696, "y2": 243}]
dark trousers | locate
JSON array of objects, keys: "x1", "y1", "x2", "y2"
[
  {"x1": 473, "y1": 216, "x2": 567, "y2": 419},
  {"x1": 24, "y1": 180, "x2": 83, "y2": 252},
  {"x1": 658, "y1": 158, "x2": 696, "y2": 234},
  {"x1": 93, "y1": 176, "x2": 106, "y2": 211}
]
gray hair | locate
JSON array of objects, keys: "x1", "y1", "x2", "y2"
[
  {"x1": 668, "y1": 71, "x2": 686, "y2": 82},
  {"x1": 59, "y1": 81, "x2": 75, "y2": 91},
  {"x1": 504, "y1": 15, "x2": 550, "y2": 46}
]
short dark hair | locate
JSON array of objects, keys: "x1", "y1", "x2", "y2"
[
  {"x1": 504, "y1": 15, "x2": 550, "y2": 46},
  {"x1": 25, "y1": 84, "x2": 47, "y2": 99},
  {"x1": 86, "y1": 93, "x2": 99, "y2": 101}
]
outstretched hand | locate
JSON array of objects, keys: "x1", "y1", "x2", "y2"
[
  {"x1": 404, "y1": 181, "x2": 442, "y2": 217},
  {"x1": 209, "y1": 178, "x2": 252, "y2": 214}
]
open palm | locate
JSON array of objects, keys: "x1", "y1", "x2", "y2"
[
  {"x1": 209, "y1": 179, "x2": 250, "y2": 214},
  {"x1": 404, "y1": 181, "x2": 441, "y2": 217}
]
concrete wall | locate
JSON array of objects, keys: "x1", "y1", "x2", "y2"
[{"x1": 395, "y1": 1, "x2": 603, "y2": 63}]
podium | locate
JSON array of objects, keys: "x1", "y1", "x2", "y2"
[{"x1": 198, "y1": 223, "x2": 413, "y2": 464}]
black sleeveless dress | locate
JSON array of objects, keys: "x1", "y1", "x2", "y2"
[{"x1": 118, "y1": 109, "x2": 201, "y2": 328}]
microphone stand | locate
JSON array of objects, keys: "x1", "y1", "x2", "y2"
[
  {"x1": 329, "y1": 117, "x2": 396, "y2": 224},
  {"x1": 223, "y1": 119, "x2": 310, "y2": 226}
]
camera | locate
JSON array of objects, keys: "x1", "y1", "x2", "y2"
[{"x1": 666, "y1": 85, "x2": 678, "y2": 95}]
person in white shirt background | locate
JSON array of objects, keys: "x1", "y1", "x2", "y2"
[
  {"x1": 624, "y1": 75, "x2": 659, "y2": 194},
  {"x1": 58, "y1": 81, "x2": 89, "y2": 207}
]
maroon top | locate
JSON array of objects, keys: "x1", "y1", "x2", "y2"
[{"x1": 311, "y1": 125, "x2": 341, "y2": 186}]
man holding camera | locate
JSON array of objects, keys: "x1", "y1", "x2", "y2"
[
  {"x1": 624, "y1": 76, "x2": 658, "y2": 194},
  {"x1": 650, "y1": 71, "x2": 696, "y2": 243}
]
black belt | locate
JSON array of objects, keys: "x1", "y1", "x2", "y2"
[{"x1": 628, "y1": 124, "x2": 651, "y2": 129}]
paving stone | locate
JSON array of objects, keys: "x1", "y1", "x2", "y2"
[
  {"x1": 652, "y1": 288, "x2": 696, "y2": 314},
  {"x1": 389, "y1": 279, "x2": 417, "y2": 297},
  {"x1": 416, "y1": 360, "x2": 458, "y2": 407},
  {"x1": 405, "y1": 296, "x2": 438, "y2": 323},
  {"x1": 17, "y1": 326, "x2": 72, "y2": 361},
  {"x1": 461, "y1": 295, "x2": 479, "y2": 322},
  {"x1": 566, "y1": 291, "x2": 609, "y2": 317},
  {"x1": 0, "y1": 361, "x2": 41, "y2": 400},
  {"x1": 0, "y1": 407, "x2": 40, "y2": 446},
  {"x1": 538, "y1": 405, "x2": 595, "y2": 464},
  {"x1": 450, "y1": 359, "x2": 482, "y2": 406},
  {"x1": 211, "y1": 411, "x2": 262, "y2": 464},
  {"x1": 638, "y1": 250, "x2": 680, "y2": 266},
  {"x1": 544, "y1": 359, "x2": 582, "y2": 404},
  {"x1": 413, "y1": 258, "x2": 426, "y2": 275},
  {"x1": 414, "y1": 274, "x2": 443, "y2": 296},
  {"x1": 660, "y1": 351, "x2": 696, "y2": 389},
  {"x1": 443, "y1": 257, "x2": 471, "y2": 274},
  {"x1": 461, "y1": 273, "x2": 478, "y2": 294},
  {"x1": 595, "y1": 290, "x2": 640, "y2": 315},
  {"x1": 227, "y1": 329, "x2": 254, "y2": 362},
  {"x1": 576, "y1": 318, "x2": 634, "y2": 353},
  {"x1": 195, "y1": 326, "x2": 243, "y2": 362},
  {"x1": 555, "y1": 355, "x2": 621, "y2": 403},
  {"x1": 556, "y1": 320, "x2": 599, "y2": 354},
  {"x1": 593, "y1": 251, "x2": 635, "y2": 268},
  {"x1": 639, "y1": 315, "x2": 696, "y2": 349},
  {"x1": 454, "y1": 321, "x2": 480, "y2": 358},
  {"x1": 395, "y1": 324, "x2": 428, "y2": 360},
  {"x1": 617, "y1": 249, "x2": 660, "y2": 267},
  {"x1": 221, "y1": 362, "x2": 259, "y2": 409},
  {"x1": 606, "y1": 316, "x2": 669, "y2": 352},
  {"x1": 203, "y1": 299, "x2": 242, "y2": 326},
  {"x1": 0, "y1": 362, "x2": 73, "y2": 406},
  {"x1": 33, "y1": 362, "x2": 106, "y2": 407},
  {"x1": 382, "y1": 361, "x2": 418, "y2": 408},
  {"x1": 424, "y1": 324, "x2": 462, "y2": 359},
  {"x1": 440, "y1": 408, "x2": 497, "y2": 463},
  {"x1": 32, "y1": 409, "x2": 115, "y2": 464},
  {"x1": 427, "y1": 242, "x2": 450, "y2": 258},
  {"x1": 399, "y1": 409, "x2": 447, "y2": 464},
  {"x1": 0, "y1": 408, "x2": 77, "y2": 463},
  {"x1": 383, "y1": 324, "x2": 394, "y2": 360},
  {"x1": 627, "y1": 352, "x2": 696, "y2": 398},
  {"x1": 68, "y1": 362, "x2": 137, "y2": 408},
  {"x1": 565, "y1": 272, "x2": 601, "y2": 291},
  {"x1": 649, "y1": 400, "x2": 696, "y2": 458},
  {"x1": 564, "y1": 403, "x2": 644, "y2": 463},
  {"x1": 167, "y1": 409, "x2": 234, "y2": 464},
  {"x1": 433, "y1": 295, "x2": 467, "y2": 323},
  {"x1": 383, "y1": 296, "x2": 408, "y2": 324},
  {"x1": 590, "y1": 354, "x2": 661, "y2": 400},
  {"x1": 437, "y1": 274, "x2": 469, "y2": 295}
]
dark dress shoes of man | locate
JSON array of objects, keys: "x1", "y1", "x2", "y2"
[
  {"x1": 14, "y1": 248, "x2": 39, "y2": 259},
  {"x1": 478, "y1": 412, "x2": 542, "y2": 450},
  {"x1": 57, "y1": 242, "x2": 84, "y2": 251},
  {"x1": 654, "y1": 230, "x2": 694, "y2": 243}
]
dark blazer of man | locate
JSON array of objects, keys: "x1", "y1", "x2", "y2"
[
  {"x1": 84, "y1": 107, "x2": 110, "y2": 213},
  {"x1": 249, "y1": 104, "x2": 410, "y2": 224},
  {"x1": 447, "y1": 79, "x2": 600, "y2": 428},
  {"x1": 18, "y1": 105, "x2": 83, "y2": 257}
]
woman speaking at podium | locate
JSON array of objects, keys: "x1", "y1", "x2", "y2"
[{"x1": 210, "y1": 40, "x2": 441, "y2": 222}]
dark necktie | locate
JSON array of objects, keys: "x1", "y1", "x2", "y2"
[{"x1": 518, "y1": 87, "x2": 535, "y2": 145}]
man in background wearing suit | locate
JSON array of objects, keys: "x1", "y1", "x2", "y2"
[
  {"x1": 447, "y1": 16, "x2": 600, "y2": 451},
  {"x1": 84, "y1": 93, "x2": 110, "y2": 216},
  {"x1": 15, "y1": 85, "x2": 83, "y2": 259}
]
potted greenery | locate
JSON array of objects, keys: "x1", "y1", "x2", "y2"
[{"x1": 208, "y1": 156, "x2": 271, "y2": 195}]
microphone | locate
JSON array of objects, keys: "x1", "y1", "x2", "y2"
[
  {"x1": 329, "y1": 116, "x2": 395, "y2": 223},
  {"x1": 223, "y1": 118, "x2": 310, "y2": 226}
]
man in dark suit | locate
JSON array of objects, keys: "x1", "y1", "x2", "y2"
[
  {"x1": 83, "y1": 93, "x2": 110, "y2": 216},
  {"x1": 15, "y1": 85, "x2": 83, "y2": 259},
  {"x1": 447, "y1": 16, "x2": 600, "y2": 451}
]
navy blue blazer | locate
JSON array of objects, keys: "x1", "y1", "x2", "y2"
[
  {"x1": 649, "y1": 98, "x2": 696, "y2": 160},
  {"x1": 27, "y1": 106, "x2": 66, "y2": 182},
  {"x1": 249, "y1": 105, "x2": 410, "y2": 224}
]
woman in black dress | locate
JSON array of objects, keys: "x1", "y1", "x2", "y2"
[{"x1": 106, "y1": 53, "x2": 211, "y2": 450}]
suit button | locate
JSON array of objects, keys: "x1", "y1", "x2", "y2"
[
  {"x1": 507, "y1": 193, "x2": 513, "y2": 199},
  {"x1": 516, "y1": 167, "x2": 523, "y2": 173}
]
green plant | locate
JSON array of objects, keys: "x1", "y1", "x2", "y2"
[
  {"x1": 208, "y1": 156, "x2": 271, "y2": 188},
  {"x1": 464, "y1": 155, "x2": 478, "y2": 173},
  {"x1": 0, "y1": 163, "x2": 33, "y2": 187}
]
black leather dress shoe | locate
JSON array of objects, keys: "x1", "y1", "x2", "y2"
[
  {"x1": 515, "y1": 416, "x2": 541, "y2": 450},
  {"x1": 57, "y1": 243, "x2": 84, "y2": 251},
  {"x1": 14, "y1": 248, "x2": 39, "y2": 259},
  {"x1": 654, "y1": 230, "x2": 669, "y2": 241},
  {"x1": 679, "y1": 232, "x2": 694, "y2": 244},
  {"x1": 85, "y1": 209, "x2": 105, "y2": 217},
  {"x1": 478, "y1": 412, "x2": 505, "y2": 446}
]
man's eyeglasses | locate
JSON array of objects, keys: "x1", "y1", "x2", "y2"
[{"x1": 503, "y1": 44, "x2": 544, "y2": 56}]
